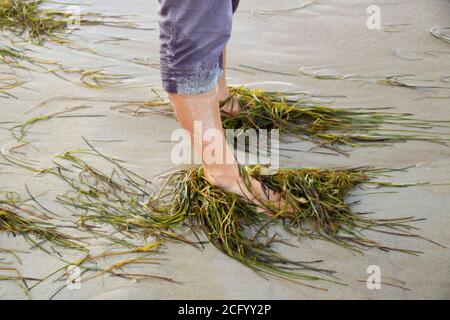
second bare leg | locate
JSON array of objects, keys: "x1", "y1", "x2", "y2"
[{"x1": 218, "y1": 47, "x2": 241, "y2": 115}]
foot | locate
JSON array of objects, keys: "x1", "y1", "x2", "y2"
[
  {"x1": 218, "y1": 83, "x2": 241, "y2": 116},
  {"x1": 220, "y1": 96, "x2": 241, "y2": 116},
  {"x1": 204, "y1": 171, "x2": 286, "y2": 216}
]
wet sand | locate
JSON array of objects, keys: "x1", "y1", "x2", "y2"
[{"x1": 1, "y1": 0, "x2": 449, "y2": 299}]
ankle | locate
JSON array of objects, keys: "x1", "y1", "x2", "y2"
[
  {"x1": 218, "y1": 79, "x2": 229, "y2": 101},
  {"x1": 203, "y1": 166, "x2": 240, "y2": 183},
  {"x1": 218, "y1": 89, "x2": 229, "y2": 102}
]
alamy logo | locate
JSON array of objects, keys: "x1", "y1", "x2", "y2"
[
  {"x1": 366, "y1": 265, "x2": 381, "y2": 290},
  {"x1": 170, "y1": 122, "x2": 280, "y2": 168},
  {"x1": 366, "y1": 5, "x2": 381, "y2": 30},
  {"x1": 66, "y1": 6, "x2": 81, "y2": 31},
  {"x1": 67, "y1": 265, "x2": 81, "y2": 290}
]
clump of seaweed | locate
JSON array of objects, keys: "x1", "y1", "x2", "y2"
[
  {"x1": 0, "y1": 0, "x2": 154, "y2": 44},
  {"x1": 50, "y1": 142, "x2": 194, "y2": 247},
  {"x1": 0, "y1": 195, "x2": 85, "y2": 252},
  {"x1": 148, "y1": 166, "x2": 340, "y2": 286},
  {"x1": 222, "y1": 87, "x2": 450, "y2": 152},
  {"x1": 0, "y1": 0, "x2": 69, "y2": 42},
  {"x1": 47, "y1": 147, "x2": 335, "y2": 286},
  {"x1": 146, "y1": 164, "x2": 434, "y2": 285},
  {"x1": 245, "y1": 166, "x2": 433, "y2": 252},
  {"x1": 0, "y1": 167, "x2": 173, "y2": 297}
]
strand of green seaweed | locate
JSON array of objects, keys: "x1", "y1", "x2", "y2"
[{"x1": 0, "y1": 247, "x2": 38, "y2": 298}]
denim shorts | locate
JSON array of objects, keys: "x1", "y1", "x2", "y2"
[{"x1": 158, "y1": 0, "x2": 240, "y2": 95}]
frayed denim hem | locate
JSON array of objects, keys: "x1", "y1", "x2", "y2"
[{"x1": 161, "y1": 58, "x2": 223, "y2": 95}]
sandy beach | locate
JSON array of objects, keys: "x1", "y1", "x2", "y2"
[{"x1": 1, "y1": 0, "x2": 449, "y2": 299}]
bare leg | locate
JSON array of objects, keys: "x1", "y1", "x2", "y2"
[
  {"x1": 218, "y1": 47, "x2": 241, "y2": 115},
  {"x1": 169, "y1": 86, "x2": 281, "y2": 211},
  {"x1": 218, "y1": 48, "x2": 231, "y2": 101}
]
